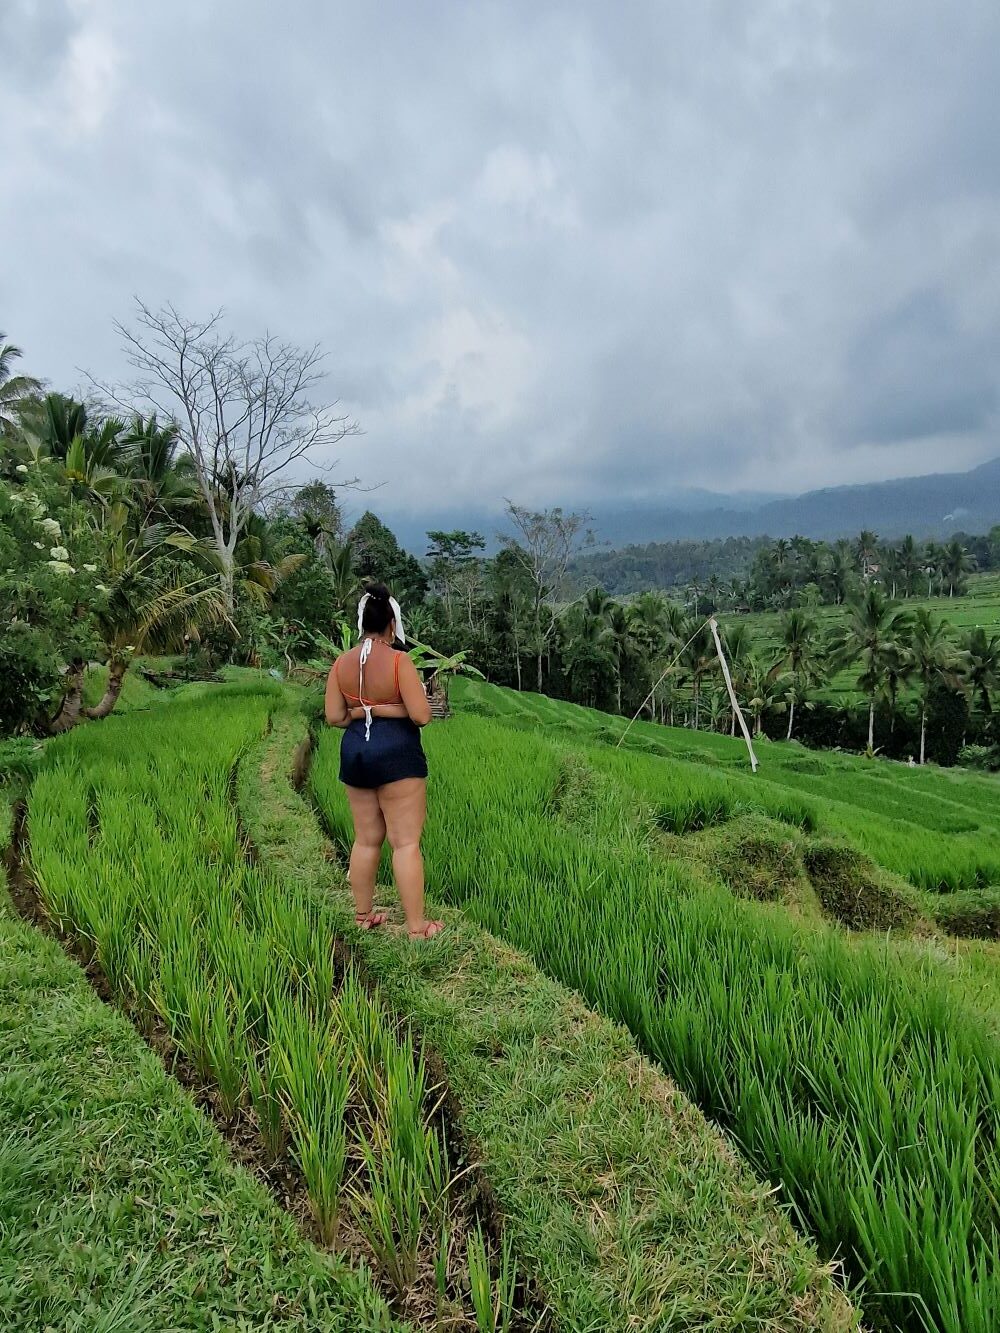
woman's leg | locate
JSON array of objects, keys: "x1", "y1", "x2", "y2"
[
  {"x1": 344, "y1": 785, "x2": 386, "y2": 917},
  {"x1": 377, "y1": 778, "x2": 439, "y2": 935}
]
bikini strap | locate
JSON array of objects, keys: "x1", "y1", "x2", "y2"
[{"x1": 394, "y1": 649, "x2": 401, "y2": 699}]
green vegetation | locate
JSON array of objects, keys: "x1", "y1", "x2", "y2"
[
  {"x1": 26, "y1": 685, "x2": 557, "y2": 1327},
  {"x1": 0, "y1": 895, "x2": 398, "y2": 1331},
  {"x1": 311, "y1": 683, "x2": 1000, "y2": 1332},
  {"x1": 252, "y1": 701, "x2": 851, "y2": 1331}
]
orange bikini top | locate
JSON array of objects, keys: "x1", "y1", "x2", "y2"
[{"x1": 336, "y1": 640, "x2": 403, "y2": 708}]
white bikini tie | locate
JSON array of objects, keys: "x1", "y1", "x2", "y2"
[{"x1": 358, "y1": 637, "x2": 374, "y2": 742}]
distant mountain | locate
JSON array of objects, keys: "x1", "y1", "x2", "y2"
[
  {"x1": 373, "y1": 457, "x2": 1000, "y2": 554},
  {"x1": 578, "y1": 458, "x2": 1000, "y2": 546}
]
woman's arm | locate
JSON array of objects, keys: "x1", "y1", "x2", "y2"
[
  {"x1": 397, "y1": 653, "x2": 432, "y2": 727},
  {"x1": 325, "y1": 662, "x2": 351, "y2": 728}
]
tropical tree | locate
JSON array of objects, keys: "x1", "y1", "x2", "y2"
[
  {"x1": 964, "y1": 627, "x2": 1000, "y2": 719},
  {"x1": 911, "y1": 609, "x2": 965, "y2": 764},
  {"x1": 898, "y1": 534, "x2": 923, "y2": 597},
  {"x1": 855, "y1": 530, "x2": 879, "y2": 581},
  {"x1": 680, "y1": 618, "x2": 715, "y2": 729},
  {"x1": 941, "y1": 539, "x2": 974, "y2": 598},
  {"x1": 0, "y1": 334, "x2": 42, "y2": 438},
  {"x1": 830, "y1": 588, "x2": 912, "y2": 752},
  {"x1": 773, "y1": 609, "x2": 825, "y2": 740},
  {"x1": 120, "y1": 413, "x2": 198, "y2": 521}
]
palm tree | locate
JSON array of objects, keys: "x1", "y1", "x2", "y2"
[
  {"x1": 721, "y1": 620, "x2": 754, "y2": 736},
  {"x1": 120, "y1": 414, "x2": 198, "y2": 521},
  {"x1": 898, "y1": 534, "x2": 923, "y2": 598},
  {"x1": 829, "y1": 588, "x2": 912, "y2": 752},
  {"x1": 744, "y1": 655, "x2": 788, "y2": 737},
  {"x1": 941, "y1": 539, "x2": 974, "y2": 598},
  {"x1": 964, "y1": 627, "x2": 1000, "y2": 718},
  {"x1": 880, "y1": 642, "x2": 915, "y2": 736},
  {"x1": 826, "y1": 544, "x2": 855, "y2": 605},
  {"x1": 0, "y1": 334, "x2": 42, "y2": 437},
  {"x1": 855, "y1": 530, "x2": 879, "y2": 581},
  {"x1": 774, "y1": 609, "x2": 825, "y2": 740},
  {"x1": 606, "y1": 603, "x2": 633, "y2": 713},
  {"x1": 680, "y1": 618, "x2": 715, "y2": 729},
  {"x1": 881, "y1": 545, "x2": 902, "y2": 598},
  {"x1": 923, "y1": 541, "x2": 943, "y2": 598},
  {"x1": 911, "y1": 609, "x2": 965, "y2": 764},
  {"x1": 562, "y1": 603, "x2": 613, "y2": 708}
]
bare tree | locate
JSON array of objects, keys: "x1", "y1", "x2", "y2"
[
  {"x1": 114, "y1": 301, "x2": 360, "y2": 612},
  {"x1": 501, "y1": 500, "x2": 589, "y2": 691}
]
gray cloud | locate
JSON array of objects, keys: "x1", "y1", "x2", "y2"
[{"x1": 3, "y1": 0, "x2": 999, "y2": 525}]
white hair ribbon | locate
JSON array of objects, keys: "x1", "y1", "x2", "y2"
[
  {"x1": 389, "y1": 596, "x2": 406, "y2": 645},
  {"x1": 356, "y1": 591, "x2": 405, "y2": 644}
]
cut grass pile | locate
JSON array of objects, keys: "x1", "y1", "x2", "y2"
[
  {"x1": 0, "y1": 895, "x2": 399, "y2": 1332},
  {"x1": 313, "y1": 708, "x2": 1000, "y2": 1332},
  {"x1": 24, "y1": 684, "x2": 528, "y2": 1328}
]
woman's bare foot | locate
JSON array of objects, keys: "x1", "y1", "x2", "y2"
[{"x1": 408, "y1": 920, "x2": 444, "y2": 940}]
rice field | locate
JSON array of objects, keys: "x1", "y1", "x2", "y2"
[
  {"x1": 456, "y1": 677, "x2": 1000, "y2": 892},
  {"x1": 23, "y1": 686, "x2": 526, "y2": 1327},
  {"x1": 312, "y1": 701, "x2": 1000, "y2": 1332},
  {"x1": 720, "y1": 571, "x2": 1000, "y2": 702}
]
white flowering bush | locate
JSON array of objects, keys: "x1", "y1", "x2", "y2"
[{"x1": 0, "y1": 472, "x2": 102, "y2": 731}]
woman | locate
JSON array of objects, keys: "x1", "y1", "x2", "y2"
[{"x1": 324, "y1": 584, "x2": 443, "y2": 940}]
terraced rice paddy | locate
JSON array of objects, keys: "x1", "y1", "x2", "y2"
[{"x1": 312, "y1": 682, "x2": 1000, "y2": 1332}]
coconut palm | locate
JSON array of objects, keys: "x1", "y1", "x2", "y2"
[
  {"x1": 898, "y1": 535, "x2": 923, "y2": 598},
  {"x1": 50, "y1": 505, "x2": 229, "y2": 730},
  {"x1": 744, "y1": 655, "x2": 789, "y2": 737},
  {"x1": 680, "y1": 618, "x2": 715, "y2": 729},
  {"x1": 120, "y1": 413, "x2": 198, "y2": 520},
  {"x1": 964, "y1": 626, "x2": 1000, "y2": 718},
  {"x1": 562, "y1": 602, "x2": 614, "y2": 708},
  {"x1": 774, "y1": 609, "x2": 826, "y2": 740},
  {"x1": 606, "y1": 603, "x2": 633, "y2": 713},
  {"x1": 0, "y1": 334, "x2": 42, "y2": 437},
  {"x1": 855, "y1": 530, "x2": 879, "y2": 581},
  {"x1": 829, "y1": 588, "x2": 912, "y2": 752},
  {"x1": 911, "y1": 609, "x2": 965, "y2": 764},
  {"x1": 941, "y1": 539, "x2": 974, "y2": 598}
]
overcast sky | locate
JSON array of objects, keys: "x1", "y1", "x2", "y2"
[{"x1": 3, "y1": 0, "x2": 999, "y2": 522}]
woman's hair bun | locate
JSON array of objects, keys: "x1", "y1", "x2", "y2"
[
  {"x1": 360, "y1": 582, "x2": 395, "y2": 634},
  {"x1": 364, "y1": 582, "x2": 391, "y2": 603}
]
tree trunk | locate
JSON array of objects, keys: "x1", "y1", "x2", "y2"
[
  {"x1": 48, "y1": 661, "x2": 86, "y2": 733},
  {"x1": 85, "y1": 660, "x2": 129, "y2": 720},
  {"x1": 536, "y1": 648, "x2": 543, "y2": 692},
  {"x1": 786, "y1": 696, "x2": 795, "y2": 741},
  {"x1": 920, "y1": 704, "x2": 927, "y2": 765},
  {"x1": 691, "y1": 679, "x2": 700, "y2": 729},
  {"x1": 616, "y1": 674, "x2": 622, "y2": 715},
  {"x1": 868, "y1": 698, "x2": 875, "y2": 751}
]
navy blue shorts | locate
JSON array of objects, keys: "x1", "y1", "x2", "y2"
[{"x1": 339, "y1": 717, "x2": 428, "y2": 789}]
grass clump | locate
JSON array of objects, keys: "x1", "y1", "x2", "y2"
[
  {"x1": 802, "y1": 841, "x2": 920, "y2": 932},
  {"x1": 931, "y1": 888, "x2": 1000, "y2": 940},
  {"x1": 704, "y1": 817, "x2": 805, "y2": 904}
]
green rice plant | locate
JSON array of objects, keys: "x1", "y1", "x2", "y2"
[
  {"x1": 467, "y1": 1223, "x2": 519, "y2": 1333},
  {"x1": 271, "y1": 1003, "x2": 350, "y2": 1246},
  {"x1": 354, "y1": 1136, "x2": 426, "y2": 1296},
  {"x1": 247, "y1": 1038, "x2": 288, "y2": 1163},
  {"x1": 202, "y1": 982, "x2": 250, "y2": 1121}
]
